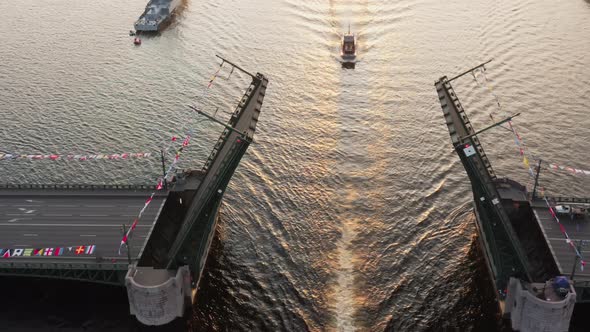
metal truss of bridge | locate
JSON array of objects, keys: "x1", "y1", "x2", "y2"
[{"x1": 0, "y1": 62, "x2": 268, "y2": 326}]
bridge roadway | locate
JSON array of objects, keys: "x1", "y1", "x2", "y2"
[
  {"x1": 531, "y1": 199, "x2": 590, "y2": 282},
  {"x1": 0, "y1": 188, "x2": 166, "y2": 263}
]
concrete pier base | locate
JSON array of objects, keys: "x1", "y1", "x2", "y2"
[
  {"x1": 125, "y1": 265, "x2": 191, "y2": 326},
  {"x1": 505, "y1": 277, "x2": 576, "y2": 332}
]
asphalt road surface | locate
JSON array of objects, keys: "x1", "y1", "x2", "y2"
[{"x1": 0, "y1": 191, "x2": 166, "y2": 260}]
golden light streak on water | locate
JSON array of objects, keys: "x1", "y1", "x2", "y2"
[{"x1": 333, "y1": 215, "x2": 358, "y2": 331}]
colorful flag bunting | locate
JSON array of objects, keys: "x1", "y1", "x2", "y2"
[
  {"x1": 85, "y1": 245, "x2": 95, "y2": 255},
  {"x1": 0, "y1": 152, "x2": 152, "y2": 161},
  {"x1": 75, "y1": 246, "x2": 85, "y2": 255},
  {"x1": 0, "y1": 245, "x2": 96, "y2": 258},
  {"x1": 546, "y1": 163, "x2": 590, "y2": 176},
  {"x1": 506, "y1": 120, "x2": 588, "y2": 272}
]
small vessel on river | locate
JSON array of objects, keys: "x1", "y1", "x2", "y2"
[
  {"x1": 134, "y1": 0, "x2": 182, "y2": 32},
  {"x1": 341, "y1": 24, "x2": 357, "y2": 66}
]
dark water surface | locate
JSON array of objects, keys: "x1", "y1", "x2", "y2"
[{"x1": 1, "y1": 0, "x2": 589, "y2": 331}]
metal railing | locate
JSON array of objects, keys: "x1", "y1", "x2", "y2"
[
  {"x1": 0, "y1": 183, "x2": 156, "y2": 190},
  {"x1": 548, "y1": 197, "x2": 590, "y2": 205}
]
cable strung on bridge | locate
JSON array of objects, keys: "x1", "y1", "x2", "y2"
[
  {"x1": 118, "y1": 135, "x2": 191, "y2": 255},
  {"x1": 0, "y1": 152, "x2": 153, "y2": 161},
  {"x1": 118, "y1": 58, "x2": 231, "y2": 255},
  {"x1": 510, "y1": 123, "x2": 587, "y2": 271}
]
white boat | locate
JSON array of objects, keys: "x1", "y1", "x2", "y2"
[{"x1": 134, "y1": 0, "x2": 182, "y2": 32}]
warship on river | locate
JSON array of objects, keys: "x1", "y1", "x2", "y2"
[
  {"x1": 134, "y1": 0, "x2": 182, "y2": 32},
  {"x1": 435, "y1": 61, "x2": 590, "y2": 331}
]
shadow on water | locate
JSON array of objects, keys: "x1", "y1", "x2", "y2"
[
  {"x1": 341, "y1": 62, "x2": 356, "y2": 70},
  {"x1": 382, "y1": 233, "x2": 508, "y2": 332},
  {"x1": 190, "y1": 223, "x2": 311, "y2": 331},
  {"x1": 382, "y1": 227, "x2": 590, "y2": 332},
  {"x1": 0, "y1": 276, "x2": 186, "y2": 331}
]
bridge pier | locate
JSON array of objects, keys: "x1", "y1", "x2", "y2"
[
  {"x1": 505, "y1": 277, "x2": 576, "y2": 332},
  {"x1": 125, "y1": 265, "x2": 191, "y2": 326}
]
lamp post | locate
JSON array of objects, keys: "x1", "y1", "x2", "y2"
[
  {"x1": 160, "y1": 149, "x2": 167, "y2": 190},
  {"x1": 122, "y1": 224, "x2": 132, "y2": 264},
  {"x1": 532, "y1": 159, "x2": 542, "y2": 199},
  {"x1": 570, "y1": 240, "x2": 588, "y2": 280}
]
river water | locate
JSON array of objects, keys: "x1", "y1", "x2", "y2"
[{"x1": 0, "y1": 0, "x2": 589, "y2": 331}]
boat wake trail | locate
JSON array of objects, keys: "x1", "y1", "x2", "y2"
[{"x1": 333, "y1": 217, "x2": 358, "y2": 331}]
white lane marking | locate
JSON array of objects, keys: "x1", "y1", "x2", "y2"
[
  {"x1": 80, "y1": 214, "x2": 108, "y2": 217},
  {"x1": 80, "y1": 234, "x2": 97, "y2": 237},
  {"x1": 6, "y1": 214, "x2": 25, "y2": 216},
  {"x1": 54, "y1": 205, "x2": 77, "y2": 207},
  {"x1": 11, "y1": 209, "x2": 35, "y2": 214},
  {"x1": 0, "y1": 223, "x2": 151, "y2": 227},
  {"x1": 23, "y1": 234, "x2": 38, "y2": 237},
  {"x1": 84, "y1": 205, "x2": 115, "y2": 208},
  {"x1": 25, "y1": 200, "x2": 33, "y2": 203},
  {"x1": 44, "y1": 214, "x2": 72, "y2": 217},
  {"x1": 7, "y1": 218, "x2": 18, "y2": 223},
  {"x1": 15, "y1": 205, "x2": 41, "y2": 207}
]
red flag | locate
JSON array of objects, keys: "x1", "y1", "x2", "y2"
[
  {"x1": 75, "y1": 246, "x2": 85, "y2": 255},
  {"x1": 171, "y1": 136, "x2": 177, "y2": 141},
  {"x1": 130, "y1": 219, "x2": 138, "y2": 231}
]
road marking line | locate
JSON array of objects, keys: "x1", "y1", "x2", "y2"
[
  {"x1": 80, "y1": 234, "x2": 97, "y2": 237},
  {"x1": 7, "y1": 218, "x2": 18, "y2": 223},
  {"x1": 80, "y1": 214, "x2": 108, "y2": 217},
  {"x1": 6, "y1": 214, "x2": 25, "y2": 216},
  {"x1": 54, "y1": 205, "x2": 77, "y2": 207},
  {"x1": 44, "y1": 214, "x2": 73, "y2": 217},
  {"x1": 23, "y1": 234, "x2": 38, "y2": 237},
  {"x1": 84, "y1": 205, "x2": 115, "y2": 208}
]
